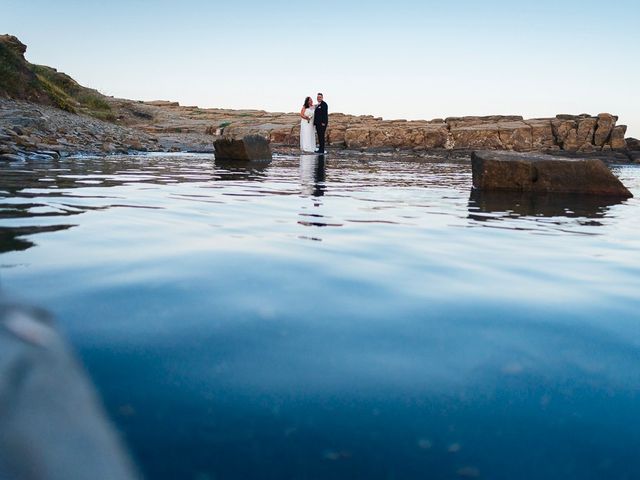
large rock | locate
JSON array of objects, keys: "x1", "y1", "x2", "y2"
[
  {"x1": 450, "y1": 124, "x2": 503, "y2": 150},
  {"x1": 609, "y1": 125, "x2": 627, "y2": 150},
  {"x1": 471, "y1": 150, "x2": 632, "y2": 197},
  {"x1": 327, "y1": 126, "x2": 346, "y2": 147},
  {"x1": 424, "y1": 124, "x2": 450, "y2": 149},
  {"x1": 626, "y1": 137, "x2": 640, "y2": 151},
  {"x1": 0, "y1": 301, "x2": 138, "y2": 479},
  {"x1": 0, "y1": 34, "x2": 27, "y2": 56},
  {"x1": 267, "y1": 124, "x2": 294, "y2": 144},
  {"x1": 576, "y1": 117, "x2": 598, "y2": 151},
  {"x1": 551, "y1": 118, "x2": 578, "y2": 150},
  {"x1": 526, "y1": 119, "x2": 556, "y2": 150},
  {"x1": 369, "y1": 127, "x2": 400, "y2": 149},
  {"x1": 344, "y1": 128, "x2": 371, "y2": 150},
  {"x1": 213, "y1": 134, "x2": 272, "y2": 161},
  {"x1": 497, "y1": 121, "x2": 534, "y2": 151},
  {"x1": 594, "y1": 113, "x2": 616, "y2": 146},
  {"x1": 628, "y1": 152, "x2": 640, "y2": 164},
  {"x1": 445, "y1": 115, "x2": 524, "y2": 128}
]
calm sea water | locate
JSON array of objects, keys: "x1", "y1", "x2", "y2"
[{"x1": 1, "y1": 153, "x2": 640, "y2": 480}]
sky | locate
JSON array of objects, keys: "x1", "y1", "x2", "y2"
[{"x1": 3, "y1": 0, "x2": 640, "y2": 137}]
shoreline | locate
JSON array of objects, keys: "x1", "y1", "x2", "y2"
[
  {"x1": 1, "y1": 33, "x2": 639, "y2": 164},
  {"x1": 1, "y1": 97, "x2": 638, "y2": 164}
]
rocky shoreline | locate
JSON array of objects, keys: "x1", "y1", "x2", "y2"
[
  {"x1": 0, "y1": 98, "x2": 162, "y2": 161},
  {"x1": 2, "y1": 97, "x2": 639, "y2": 164},
  {"x1": 1, "y1": 33, "x2": 639, "y2": 163}
]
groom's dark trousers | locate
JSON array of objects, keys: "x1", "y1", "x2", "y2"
[
  {"x1": 316, "y1": 124, "x2": 327, "y2": 153},
  {"x1": 313, "y1": 101, "x2": 328, "y2": 153}
]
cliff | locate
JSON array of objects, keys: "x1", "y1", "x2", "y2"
[{"x1": 0, "y1": 34, "x2": 115, "y2": 121}]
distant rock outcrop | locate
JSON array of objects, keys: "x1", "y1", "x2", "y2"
[{"x1": 200, "y1": 112, "x2": 634, "y2": 156}]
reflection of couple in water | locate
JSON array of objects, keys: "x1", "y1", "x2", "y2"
[
  {"x1": 299, "y1": 93, "x2": 328, "y2": 154},
  {"x1": 299, "y1": 155, "x2": 326, "y2": 198},
  {"x1": 299, "y1": 93, "x2": 327, "y2": 197}
]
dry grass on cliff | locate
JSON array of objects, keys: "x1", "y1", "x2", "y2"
[
  {"x1": 0, "y1": 38, "x2": 115, "y2": 122},
  {"x1": 0, "y1": 40, "x2": 46, "y2": 103}
]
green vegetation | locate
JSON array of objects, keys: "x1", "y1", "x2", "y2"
[
  {"x1": 0, "y1": 40, "x2": 42, "y2": 100},
  {"x1": 33, "y1": 67, "x2": 77, "y2": 113},
  {"x1": 0, "y1": 41, "x2": 21, "y2": 93},
  {"x1": 77, "y1": 92, "x2": 115, "y2": 121},
  {"x1": 32, "y1": 65, "x2": 81, "y2": 96},
  {"x1": 32, "y1": 65, "x2": 115, "y2": 119},
  {"x1": 219, "y1": 121, "x2": 232, "y2": 129},
  {"x1": 0, "y1": 38, "x2": 115, "y2": 122}
]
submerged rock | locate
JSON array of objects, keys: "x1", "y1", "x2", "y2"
[
  {"x1": 213, "y1": 135, "x2": 272, "y2": 161},
  {"x1": 471, "y1": 150, "x2": 633, "y2": 197}
]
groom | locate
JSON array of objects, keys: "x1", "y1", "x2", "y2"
[{"x1": 313, "y1": 92, "x2": 328, "y2": 154}]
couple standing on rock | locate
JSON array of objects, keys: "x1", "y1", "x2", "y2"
[{"x1": 300, "y1": 93, "x2": 328, "y2": 154}]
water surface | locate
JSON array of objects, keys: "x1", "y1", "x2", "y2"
[{"x1": 1, "y1": 153, "x2": 640, "y2": 479}]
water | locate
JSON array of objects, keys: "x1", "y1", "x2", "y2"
[{"x1": 1, "y1": 152, "x2": 640, "y2": 479}]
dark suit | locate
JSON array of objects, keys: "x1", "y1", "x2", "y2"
[{"x1": 313, "y1": 101, "x2": 328, "y2": 153}]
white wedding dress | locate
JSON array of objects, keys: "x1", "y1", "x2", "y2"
[{"x1": 300, "y1": 106, "x2": 316, "y2": 152}]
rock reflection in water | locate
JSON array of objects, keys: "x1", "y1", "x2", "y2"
[
  {"x1": 0, "y1": 225, "x2": 78, "y2": 254},
  {"x1": 213, "y1": 158, "x2": 270, "y2": 182},
  {"x1": 468, "y1": 189, "x2": 626, "y2": 225},
  {"x1": 0, "y1": 154, "x2": 273, "y2": 255}
]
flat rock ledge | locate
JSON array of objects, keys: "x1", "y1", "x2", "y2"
[
  {"x1": 471, "y1": 150, "x2": 633, "y2": 197},
  {"x1": 213, "y1": 135, "x2": 272, "y2": 161}
]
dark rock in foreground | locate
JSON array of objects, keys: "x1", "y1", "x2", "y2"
[
  {"x1": 471, "y1": 150, "x2": 633, "y2": 198},
  {"x1": 0, "y1": 300, "x2": 138, "y2": 479},
  {"x1": 0, "y1": 153, "x2": 23, "y2": 162},
  {"x1": 214, "y1": 135, "x2": 272, "y2": 161}
]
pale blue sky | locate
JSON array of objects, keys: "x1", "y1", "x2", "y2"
[{"x1": 3, "y1": 0, "x2": 639, "y2": 137}]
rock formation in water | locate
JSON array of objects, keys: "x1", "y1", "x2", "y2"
[
  {"x1": 471, "y1": 151, "x2": 633, "y2": 197},
  {"x1": 0, "y1": 34, "x2": 637, "y2": 160},
  {"x1": 213, "y1": 135, "x2": 272, "y2": 161}
]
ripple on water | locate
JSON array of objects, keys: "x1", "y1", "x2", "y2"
[{"x1": 1, "y1": 152, "x2": 640, "y2": 479}]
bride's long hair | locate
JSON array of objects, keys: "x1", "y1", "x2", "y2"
[{"x1": 303, "y1": 96, "x2": 312, "y2": 108}]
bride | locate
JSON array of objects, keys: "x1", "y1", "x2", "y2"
[{"x1": 300, "y1": 96, "x2": 316, "y2": 153}]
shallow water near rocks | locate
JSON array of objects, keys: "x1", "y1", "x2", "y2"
[{"x1": 1, "y1": 152, "x2": 640, "y2": 479}]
